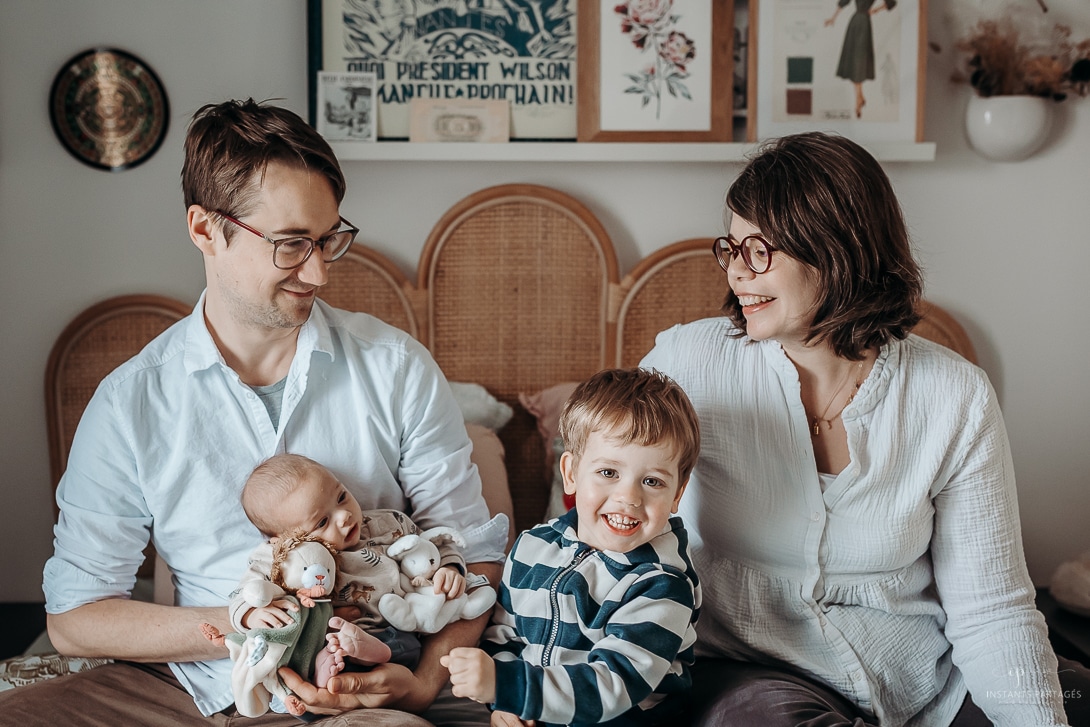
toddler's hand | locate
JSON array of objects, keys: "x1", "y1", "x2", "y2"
[
  {"x1": 432, "y1": 565, "x2": 467, "y2": 599},
  {"x1": 492, "y1": 710, "x2": 534, "y2": 727},
  {"x1": 441, "y1": 647, "x2": 496, "y2": 704}
]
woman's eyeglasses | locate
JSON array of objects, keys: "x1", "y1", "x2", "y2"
[{"x1": 712, "y1": 234, "x2": 776, "y2": 275}]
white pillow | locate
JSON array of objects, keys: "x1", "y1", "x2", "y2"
[{"x1": 449, "y1": 381, "x2": 513, "y2": 431}]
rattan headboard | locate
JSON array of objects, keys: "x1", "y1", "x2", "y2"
[{"x1": 47, "y1": 184, "x2": 978, "y2": 543}]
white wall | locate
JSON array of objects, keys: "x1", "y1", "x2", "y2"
[{"x1": 1, "y1": 0, "x2": 1087, "y2": 602}]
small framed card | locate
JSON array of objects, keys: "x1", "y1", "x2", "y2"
[
  {"x1": 315, "y1": 70, "x2": 377, "y2": 142},
  {"x1": 408, "y1": 99, "x2": 510, "y2": 143}
]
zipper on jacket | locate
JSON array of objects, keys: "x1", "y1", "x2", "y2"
[{"x1": 541, "y1": 545, "x2": 595, "y2": 667}]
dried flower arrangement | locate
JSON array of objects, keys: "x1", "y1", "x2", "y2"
[{"x1": 955, "y1": 11, "x2": 1090, "y2": 100}]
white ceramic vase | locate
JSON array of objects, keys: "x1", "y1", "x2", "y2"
[{"x1": 965, "y1": 95, "x2": 1053, "y2": 162}]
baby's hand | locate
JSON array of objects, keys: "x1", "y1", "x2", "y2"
[
  {"x1": 432, "y1": 565, "x2": 466, "y2": 599},
  {"x1": 441, "y1": 647, "x2": 496, "y2": 704},
  {"x1": 241, "y1": 599, "x2": 298, "y2": 629}
]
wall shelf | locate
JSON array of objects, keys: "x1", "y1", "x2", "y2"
[{"x1": 330, "y1": 141, "x2": 937, "y2": 163}]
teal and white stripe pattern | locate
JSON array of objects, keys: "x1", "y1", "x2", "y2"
[{"x1": 482, "y1": 509, "x2": 700, "y2": 726}]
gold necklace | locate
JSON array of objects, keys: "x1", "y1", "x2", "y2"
[{"x1": 810, "y1": 360, "x2": 864, "y2": 436}]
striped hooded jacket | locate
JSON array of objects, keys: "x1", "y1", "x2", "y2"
[{"x1": 481, "y1": 508, "x2": 700, "y2": 726}]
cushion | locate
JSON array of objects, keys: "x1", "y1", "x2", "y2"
[
  {"x1": 518, "y1": 382, "x2": 579, "y2": 522},
  {"x1": 543, "y1": 435, "x2": 571, "y2": 521},
  {"x1": 450, "y1": 381, "x2": 513, "y2": 431},
  {"x1": 518, "y1": 382, "x2": 578, "y2": 446},
  {"x1": 466, "y1": 422, "x2": 515, "y2": 552},
  {"x1": 1050, "y1": 551, "x2": 1090, "y2": 617}
]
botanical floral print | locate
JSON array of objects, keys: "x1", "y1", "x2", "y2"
[{"x1": 615, "y1": 0, "x2": 696, "y2": 118}]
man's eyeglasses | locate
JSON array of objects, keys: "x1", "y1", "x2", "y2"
[
  {"x1": 215, "y1": 211, "x2": 358, "y2": 270},
  {"x1": 712, "y1": 234, "x2": 776, "y2": 275}
]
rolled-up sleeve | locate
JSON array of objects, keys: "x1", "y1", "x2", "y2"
[
  {"x1": 44, "y1": 382, "x2": 151, "y2": 613},
  {"x1": 395, "y1": 345, "x2": 507, "y2": 565}
]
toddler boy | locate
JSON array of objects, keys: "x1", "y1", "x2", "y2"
[{"x1": 442, "y1": 368, "x2": 702, "y2": 726}]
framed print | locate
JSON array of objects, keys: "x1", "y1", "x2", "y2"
[
  {"x1": 308, "y1": 0, "x2": 577, "y2": 140},
  {"x1": 753, "y1": 0, "x2": 926, "y2": 143},
  {"x1": 316, "y1": 70, "x2": 377, "y2": 141},
  {"x1": 409, "y1": 99, "x2": 510, "y2": 142},
  {"x1": 578, "y1": 0, "x2": 733, "y2": 142}
]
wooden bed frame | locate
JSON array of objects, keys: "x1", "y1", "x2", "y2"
[{"x1": 46, "y1": 183, "x2": 977, "y2": 572}]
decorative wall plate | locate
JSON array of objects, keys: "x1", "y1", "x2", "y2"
[{"x1": 49, "y1": 48, "x2": 169, "y2": 171}]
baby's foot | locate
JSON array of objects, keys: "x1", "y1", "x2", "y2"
[
  {"x1": 327, "y1": 616, "x2": 392, "y2": 666},
  {"x1": 199, "y1": 622, "x2": 226, "y2": 646},
  {"x1": 314, "y1": 639, "x2": 346, "y2": 689}
]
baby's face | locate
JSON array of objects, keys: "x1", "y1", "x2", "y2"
[
  {"x1": 275, "y1": 467, "x2": 363, "y2": 550},
  {"x1": 560, "y1": 427, "x2": 687, "y2": 554}
]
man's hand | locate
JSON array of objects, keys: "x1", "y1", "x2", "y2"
[
  {"x1": 433, "y1": 565, "x2": 467, "y2": 599},
  {"x1": 440, "y1": 647, "x2": 496, "y2": 704},
  {"x1": 278, "y1": 661, "x2": 427, "y2": 713}
]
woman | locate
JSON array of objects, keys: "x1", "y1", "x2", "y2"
[
  {"x1": 825, "y1": 0, "x2": 895, "y2": 118},
  {"x1": 640, "y1": 132, "x2": 1088, "y2": 726}
]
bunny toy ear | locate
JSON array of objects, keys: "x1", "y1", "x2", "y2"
[
  {"x1": 387, "y1": 533, "x2": 423, "y2": 559},
  {"x1": 418, "y1": 526, "x2": 466, "y2": 549}
]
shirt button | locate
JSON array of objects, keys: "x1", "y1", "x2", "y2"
[{"x1": 811, "y1": 512, "x2": 821, "y2": 522}]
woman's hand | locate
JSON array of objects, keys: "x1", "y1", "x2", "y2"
[{"x1": 277, "y1": 661, "x2": 428, "y2": 713}]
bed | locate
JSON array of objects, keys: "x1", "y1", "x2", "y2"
[{"x1": 6, "y1": 182, "x2": 976, "y2": 689}]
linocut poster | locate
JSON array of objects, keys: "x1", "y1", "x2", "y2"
[{"x1": 313, "y1": 0, "x2": 577, "y2": 139}]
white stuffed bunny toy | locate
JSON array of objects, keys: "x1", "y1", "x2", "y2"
[{"x1": 377, "y1": 527, "x2": 497, "y2": 634}]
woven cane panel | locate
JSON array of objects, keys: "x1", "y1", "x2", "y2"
[
  {"x1": 320, "y1": 245, "x2": 419, "y2": 339},
  {"x1": 425, "y1": 197, "x2": 615, "y2": 532},
  {"x1": 47, "y1": 300, "x2": 189, "y2": 491},
  {"x1": 46, "y1": 296, "x2": 190, "y2": 581},
  {"x1": 912, "y1": 301, "x2": 978, "y2": 364},
  {"x1": 617, "y1": 240, "x2": 727, "y2": 368}
]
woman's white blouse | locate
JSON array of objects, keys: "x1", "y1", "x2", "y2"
[{"x1": 641, "y1": 318, "x2": 1066, "y2": 727}]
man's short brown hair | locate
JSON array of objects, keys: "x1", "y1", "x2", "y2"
[{"x1": 181, "y1": 99, "x2": 345, "y2": 229}]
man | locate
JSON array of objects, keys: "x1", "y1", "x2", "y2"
[{"x1": 2, "y1": 99, "x2": 505, "y2": 725}]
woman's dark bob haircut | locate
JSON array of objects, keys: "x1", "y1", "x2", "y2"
[{"x1": 723, "y1": 132, "x2": 922, "y2": 360}]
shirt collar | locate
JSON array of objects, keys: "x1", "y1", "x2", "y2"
[
  {"x1": 758, "y1": 336, "x2": 898, "y2": 419},
  {"x1": 181, "y1": 290, "x2": 336, "y2": 376}
]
